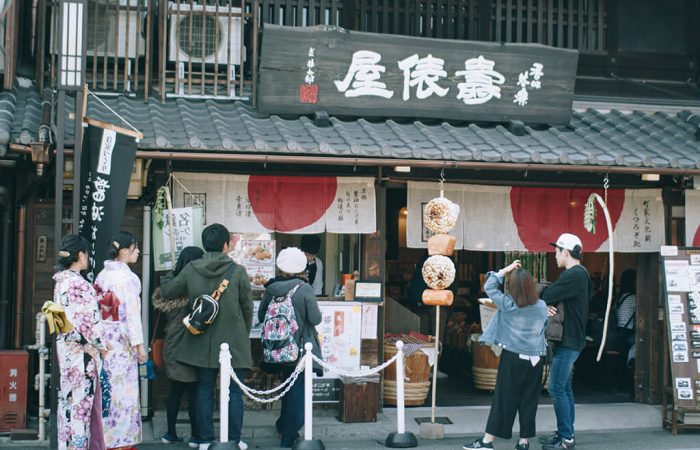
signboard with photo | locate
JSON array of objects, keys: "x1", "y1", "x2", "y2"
[
  {"x1": 238, "y1": 239, "x2": 276, "y2": 289},
  {"x1": 152, "y1": 206, "x2": 205, "y2": 271},
  {"x1": 661, "y1": 248, "x2": 700, "y2": 410},
  {"x1": 316, "y1": 302, "x2": 362, "y2": 378}
]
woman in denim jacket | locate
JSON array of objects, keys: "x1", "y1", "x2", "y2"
[{"x1": 464, "y1": 260, "x2": 548, "y2": 450}]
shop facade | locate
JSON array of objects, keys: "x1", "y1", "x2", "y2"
[{"x1": 2, "y1": 0, "x2": 700, "y2": 433}]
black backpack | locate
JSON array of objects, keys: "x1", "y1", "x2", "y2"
[{"x1": 183, "y1": 264, "x2": 236, "y2": 336}]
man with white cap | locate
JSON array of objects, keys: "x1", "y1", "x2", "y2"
[{"x1": 540, "y1": 233, "x2": 592, "y2": 450}]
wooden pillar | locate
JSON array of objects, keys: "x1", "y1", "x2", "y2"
[{"x1": 635, "y1": 252, "x2": 661, "y2": 404}]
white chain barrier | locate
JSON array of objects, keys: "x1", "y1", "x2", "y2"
[
  {"x1": 217, "y1": 340, "x2": 414, "y2": 448},
  {"x1": 310, "y1": 352, "x2": 399, "y2": 377},
  {"x1": 231, "y1": 357, "x2": 306, "y2": 404}
]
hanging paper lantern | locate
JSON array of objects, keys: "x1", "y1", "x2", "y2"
[
  {"x1": 423, "y1": 197, "x2": 460, "y2": 234},
  {"x1": 422, "y1": 255, "x2": 456, "y2": 290}
]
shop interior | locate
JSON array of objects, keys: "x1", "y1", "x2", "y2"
[{"x1": 383, "y1": 186, "x2": 640, "y2": 407}]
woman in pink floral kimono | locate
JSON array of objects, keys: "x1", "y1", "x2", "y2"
[
  {"x1": 53, "y1": 235, "x2": 107, "y2": 450},
  {"x1": 94, "y1": 231, "x2": 146, "y2": 450}
]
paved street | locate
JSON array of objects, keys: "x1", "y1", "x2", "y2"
[
  {"x1": 4, "y1": 429, "x2": 700, "y2": 450},
  {"x1": 100, "y1": 429, "x2": 700, "y2": 450}
]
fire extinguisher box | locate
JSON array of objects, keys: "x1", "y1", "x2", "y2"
[{"x1": 0, "y1": 351, "x2": 28, "y2": 431}]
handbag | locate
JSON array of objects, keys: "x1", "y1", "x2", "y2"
[
  {"x1": 545, "y1": 302, "x2": 564, "y2": 342},
  {"x1": 183, "y1": 264, "x2": 236, "y2": 336},
  {"x1": 150, "y1": 312, "x2": 165, "y2": 369}
]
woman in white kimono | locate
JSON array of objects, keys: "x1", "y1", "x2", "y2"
[
  {"x1": 53, "y1": 234, "x2": 107, "y2": 450},
  {"x1": 94, "y1": 231, "x2": 145, "y2": 450}
]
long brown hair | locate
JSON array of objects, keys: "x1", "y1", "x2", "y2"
[{"x1": 507, "y1": 268, "x2": 539, "y2": 307}]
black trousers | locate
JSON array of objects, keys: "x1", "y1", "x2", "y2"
[{"x1": 485, "y1": 349, "x2": 544, "y2": 439}]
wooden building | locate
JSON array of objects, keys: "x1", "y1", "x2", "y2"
[{"x1": 1, "y1": 0, "x2": 700, "y2": 428}]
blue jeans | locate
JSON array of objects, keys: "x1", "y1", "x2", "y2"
[
  {"x1": 277, "y1": 373, "x2": 305, "y2": 447},
  {"x1": 195, "y1": 367, "x2": 245, "y2": 444},
  {"x1": 547, "y1": 346, "x2": 580, "y2": 440}
]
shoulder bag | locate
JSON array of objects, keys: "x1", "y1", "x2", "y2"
[{"x1": 183, "y1": 264, "x2": 236, "y2": 336}]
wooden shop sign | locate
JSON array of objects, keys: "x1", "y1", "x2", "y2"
[{"x1": 258, "y1": 25, "x2": 579, "y2": 125}]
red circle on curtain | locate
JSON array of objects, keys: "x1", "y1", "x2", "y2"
[
  {"x1": 693, "y1": 227, "x2": 700, "y2": 246},
  {"x1": 509, "y1": 187, "x2": 626, "y2": 252},
  {"x1": 248, "y1": 176, "x2": 338, "y2": 231}
]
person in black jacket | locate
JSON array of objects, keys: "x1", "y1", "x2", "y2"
[{"x1": 539, "y1": 233, "x2": 592, "y2": 450}]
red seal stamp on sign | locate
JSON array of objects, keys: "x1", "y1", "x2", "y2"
[{"x1": 299, "y1": 84, "x2": 318, "y2": 104}]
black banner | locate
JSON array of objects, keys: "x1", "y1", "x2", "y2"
[{"x1": 78, "y1": 124, "x2": 137, "y2": 281}]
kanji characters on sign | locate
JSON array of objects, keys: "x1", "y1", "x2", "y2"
[
  {"x1": 455, "y1": 55, "x2": 506, "y2": 105},
  {"x1": 397, "y1": 54, "x2": 449, "y2": 101},
  {"x1": 300, "y1": 46, "x2": 319, "y2": 104},
  {"x1": 335, "y1": 50, "x2": 394, "y2": 98}
]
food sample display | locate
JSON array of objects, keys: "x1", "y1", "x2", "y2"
[
  {"x1": 422, "y1": 255, "x2": 456, "y2": 290},
  {"x1": 423, "y1": 197, "x2": 460, "y2": 234}
]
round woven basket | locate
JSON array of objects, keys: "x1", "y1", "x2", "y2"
[
  {"x1": 383, "y1": 380, "x2": 431, "y2": 406},
  {"x1": 471, "y1": 340, "x2": 553, "y2": 391},
  {"x1": 383, "y1": 342, "x2": 431, "y2": 406}
]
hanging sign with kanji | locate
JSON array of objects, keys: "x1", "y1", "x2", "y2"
[{"x1": 258, "y1": 25, "x2": 578, "y2": 125}]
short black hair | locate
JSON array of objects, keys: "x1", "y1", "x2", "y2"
[
  {"x1": 57, "y1": 234, "x2": 90, "y2": 269},
  {"x1": 202, "y1": 223, "x2": 230, "y2": 252},
  {"x1": 174, "y1": 246, "x2": 204, "y2": 276},
  {"x1": 109, "y1": 231, "x2": 138, "y2": 259},
  {"x1": 300, "y1": 234, "x2": 321, "y2": 254},
  {"x1": 620, "y1": 269, "x2": 636, "y2": 295}
]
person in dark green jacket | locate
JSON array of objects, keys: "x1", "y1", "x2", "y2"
[{"x1": 160, "y1": 224, "x2": 252, "y2": 450}]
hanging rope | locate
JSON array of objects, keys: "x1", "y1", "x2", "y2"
[
  {"x1": 169, "y1": 173, "x2": 205, "y2": 207},
  {"x1": 583, "y1": 177, "x2": 616, "y2": 362},
  {"x1": 86, "y1": 89, "x2": 141, "y2": 135}
]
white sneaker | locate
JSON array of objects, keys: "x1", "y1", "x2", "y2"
[
  {"x1": 198, "y1": 444, "x2": 210, "y2": 450},
  {"x1": 238, "y1": 441, "x2": 248, "y2": 450}
]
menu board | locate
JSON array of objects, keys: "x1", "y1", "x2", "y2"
[
  {"x1": 316, "y1": 302, "x2": 363, "y2": 378},
  {"x1": 238, "y1": 239, "x2": 276, "y2": 289},
  {"x1": 662, "y1": 247, "x2": 700, "y2": 408}
]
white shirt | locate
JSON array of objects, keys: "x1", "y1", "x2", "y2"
[{"x1": 312, "y1": 257, "x2": 323, "y2": 296}]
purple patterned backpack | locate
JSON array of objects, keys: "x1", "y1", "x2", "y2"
[{"x1": 262, "y1": 283, "x2": 304, "y2": 364}]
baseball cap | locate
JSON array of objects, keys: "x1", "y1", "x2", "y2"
[{"x1": 550, "y1": 233, "x2": 583, "y2": 257}]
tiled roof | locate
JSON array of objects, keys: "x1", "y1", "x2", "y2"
[
  {"x1": 52, "y1": 93, "x2": 700, "y2": 170},
  {"x1": 0, "y1": 86, "x2": 42, "y2": 154}
]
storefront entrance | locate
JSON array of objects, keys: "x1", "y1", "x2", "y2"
[{"x1": 384, "y1": 184, "x2": 664, "y2": 407}]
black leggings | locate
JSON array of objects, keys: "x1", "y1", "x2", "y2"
[{"x1": 166, "y1": 379, "x2": 198, "y2": 437}]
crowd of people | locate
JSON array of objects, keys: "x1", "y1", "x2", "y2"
[
  {"x1": 51, "y1": 223, "x2": 322, "y2": 450},
  {"x1": 52, "y1": 224, "x2": 633, "y2": 450},
  {"x1": 52, "y1": 231, "x2": 144, "y2": 450}
]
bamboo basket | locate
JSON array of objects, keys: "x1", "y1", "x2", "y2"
[
  {"x1": 471, "y1": 340, "x2": 501, "y2": 390},
  {"x1": 471, "y1": 339, "x2": 553, "y2": 391},
  {"x1": 383, "y1": 340, "x2": 432, "y2": 406}
]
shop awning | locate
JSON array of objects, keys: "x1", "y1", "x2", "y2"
[
  {"x1": 62, "y1": 93, "x2": 700, "y2": 172},
  {"x1": 171, "y1": 172, "x2": 376, "y2": 234},
  {"x1": 407, "y1": 181, "x2": 665, "y2": 253}
]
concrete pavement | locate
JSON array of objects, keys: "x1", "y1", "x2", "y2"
[
  {"x1": 5, "y1": 429, "x2": 700, "y2": 450},
  {"x1": 3, "y1": 404, "x2": 699, "y2": 449},
  {"x1": 140, "y1": 403, "x2": 663, "y2": 443}
]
